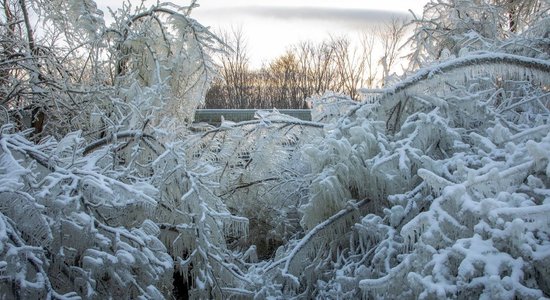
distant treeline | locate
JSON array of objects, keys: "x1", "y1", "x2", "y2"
[{"x1": 205, "y1": 20, "x2": 406, "y2": 109}]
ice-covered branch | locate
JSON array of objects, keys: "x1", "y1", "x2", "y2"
[
  {"x1": 282, "y1": 199, "x2": 371, "y2": 281},
  {"x1": 82, "y1": 130, "x2": 160, "y2": 155}
]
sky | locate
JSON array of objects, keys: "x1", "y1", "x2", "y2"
[{"x1": 97, "y1": 0, "x2": 428, "y2": 67}]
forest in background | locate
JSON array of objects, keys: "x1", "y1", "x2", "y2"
[
  {"x1": 0, "y1": 0, "x2": 549, "y2": 299},
  {"x1": 205, "y1": 18, "x2": 406, "y2": 109}
]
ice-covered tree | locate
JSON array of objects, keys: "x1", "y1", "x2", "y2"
[
  {"x1": 0, "y1": 0, "x2": 254, "y2": 298},
  {"x1": 407, "y1": 0, "x2": 549, "y2": 68},
  {"x1": 1, "y1": 0, "x2": 222, "y2": 139}
]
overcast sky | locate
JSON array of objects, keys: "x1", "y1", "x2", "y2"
[{"x1": 97, "y1": 0, "x2": 428, "y2": 67}]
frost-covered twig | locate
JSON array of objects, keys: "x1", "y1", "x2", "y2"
[
  {"x1": 82, "y1": 130, "x2": 159, "y2": 155},
  {"x1": 201, "y1": 119, "x2": 324, "y2": 137}
]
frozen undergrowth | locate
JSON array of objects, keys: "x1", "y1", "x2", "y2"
[
  {"x1": 1, "y1": 49, "x2": 549, "y2": 299},
  {"x1": 1, "y1": 0, "x2": 549, "y2": 297},
  {"x1": 255, "y1": 55, "x2": 550, "y2": 299}
]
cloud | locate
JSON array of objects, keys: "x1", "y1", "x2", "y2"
[
  {"x1": 196, "y1": 6, "x2": 410, "y2": 28},
  {"x1": 203, "y1": 6, "x2": 410, "y2": 27}
]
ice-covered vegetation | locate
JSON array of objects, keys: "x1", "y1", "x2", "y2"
[{"x1": 0, "y1": 0, "x2": 549, "y2": 299}]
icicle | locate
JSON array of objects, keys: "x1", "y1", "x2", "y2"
[
  {"x1": 359, "y1": 255, "x2": 413, "y2": 296},
  {"x1": 141, "y1": 219, "x2": 160, "y2": 236},
  {"x1": 220, "y1": 215, "x2": 249, "y2": 240},
  {"x1": 418, "y1": 168, "x2": 454, "y2": 196},
  {"x1": 401, "y1": 213, "x2": 430, "y2": 252},
  {"x1": 0, "y1": 192, "x2": 52, "y2": 247},
  {"x1": 159, "y1": 226, "x2": 195, "y2": 258}
]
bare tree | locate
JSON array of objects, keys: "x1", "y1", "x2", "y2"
[
  {"x1": 378, "y1": 17, "x2": 407, "y2": 86},
  {"x1": 360, "y1": 29, "x2": 379, "y2": 89},
  {"x1": 267, "y1": 50, "x2": 300, "y2": 107},
  {"x1": 294, "y1": 40, "x2": 338, "y2": 99},
  {"x1": 207, "y1": 31, "x2": 401, "y2": 107},
  {"x1": 215, "y1": 26, "x2": 251, "y2": 108},
  {"x1": 331, "y1": 35, "x2": 366, "y2": 100}
]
